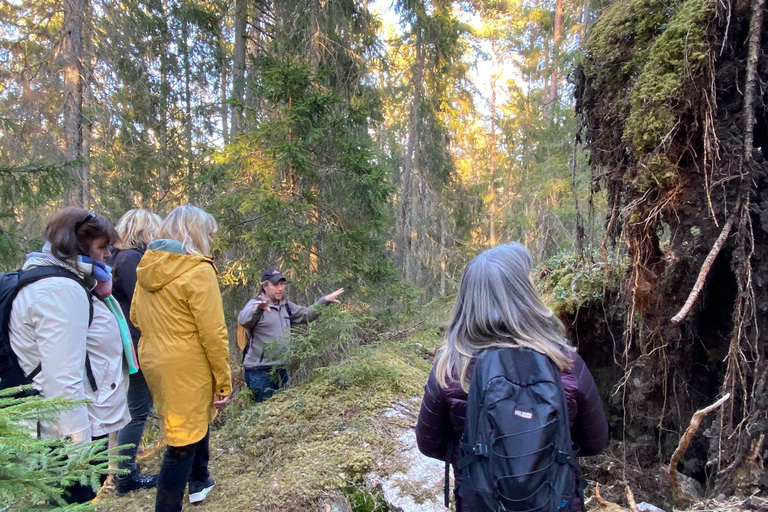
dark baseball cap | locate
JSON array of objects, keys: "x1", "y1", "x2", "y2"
[{"x1": 261, "y1": 267, "x2": 287, "y2": 284}]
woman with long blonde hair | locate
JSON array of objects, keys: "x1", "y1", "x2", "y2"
[
  {"x1": 109, "y1": 209, "x2": 163, "y2": 494},
  {"x1": 131, "y1": 205, "x2": 231, "y2": 512},
  {"x1": 415, "y1": 243, "x2": 608, "y2": 512}
]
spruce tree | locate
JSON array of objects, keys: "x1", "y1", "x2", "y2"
[{"x1": 0, "y1": 387, "x2": 111, "y2": 510}]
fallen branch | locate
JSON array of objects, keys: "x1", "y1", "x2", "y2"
[
  {"x1": 667, "y1": 393, "x2": 731, "y2": 507},
  {"x1": 671, "y1": 210, "x2": 738, "y2": 324},
  {"x1": 625, "y1": 486, "x2": 640, "y2": 512}
]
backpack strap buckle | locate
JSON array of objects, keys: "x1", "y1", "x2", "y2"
[{"x1": 555, "y1": 450, "x2": 572, "y2": 464}]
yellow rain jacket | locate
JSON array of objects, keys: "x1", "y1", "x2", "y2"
[{"x1": 131, "y1": 239, "x2": 232, "y2": 446}]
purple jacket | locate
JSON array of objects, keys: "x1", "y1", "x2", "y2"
[{"x1": 415, "y1": 351, "x2": 608, "y2": 511}]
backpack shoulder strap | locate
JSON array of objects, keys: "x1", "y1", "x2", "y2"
[
  {"x1": 18, "y1": 266, "x2": 94, "y2": 325},
  {"x1": 14, "y1": 266, "x2": 96, "y2": 389}
]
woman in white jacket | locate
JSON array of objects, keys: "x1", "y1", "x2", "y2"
[{"x1": 9, "y1": 207, "x2": 130, "y2": 503}]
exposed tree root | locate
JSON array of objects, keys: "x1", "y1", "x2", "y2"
[
  {"x1": 668, "y1": 393, "x2": 730, "y2": 507},
  {"x1": 671, "y1": 208, "x2": 738, "y2": 324}
]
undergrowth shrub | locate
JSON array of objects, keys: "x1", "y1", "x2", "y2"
[{"x1": 273, "y1": 306, "x2": 379, "y2": 386}]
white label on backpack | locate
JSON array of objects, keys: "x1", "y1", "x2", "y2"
[{"x1": 514, "y1": 410, "x2": 533, "y2": 420}]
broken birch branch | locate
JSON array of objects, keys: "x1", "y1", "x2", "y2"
[
  {"x1": 667, "y1": 393, "x2": 731, "y2": 507},
  {"x1": 671, "y1": 211, "x2": 738, "y2": 324}
]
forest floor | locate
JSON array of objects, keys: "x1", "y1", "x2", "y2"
[{"x1": 92, "y1": 301, "x2": 768, "y2": 512}]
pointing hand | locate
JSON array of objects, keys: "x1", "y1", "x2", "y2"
[{"x1": 324, "y1": 288, "x2": 344, "y2": 304}]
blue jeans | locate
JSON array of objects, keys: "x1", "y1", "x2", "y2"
[
  {"x1": 155, "y1": 428, "x2": 210, "y2": 512},
  {"x1": 117, "y1": 370, "x2": 153, "y2": 474},
  {"x1": 244, "y1": 367, "x2": 289, "y2": 402}
]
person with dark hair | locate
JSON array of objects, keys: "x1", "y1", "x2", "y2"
[
  {"x1": 237, "y1": 267, "x2": 344, "y2": 402},
  {"x1": 9, "y1": 207, "x2": 132, "y2": 503},
  {"x1": 110, "y1": 209, "x2": 162, "y2": 495}
]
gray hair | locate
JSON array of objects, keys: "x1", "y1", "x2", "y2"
[{"x1": 435, "y1": 242, "x2": 574, "y2": 392}]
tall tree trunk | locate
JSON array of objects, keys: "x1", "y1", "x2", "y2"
[
  {"x1": 439, "y1": 211, "x2": 446, "y2": 297},
  {"x1": 309, "y1": 0, "x2": 321, "y2": 72},
  {"x1": 220, "y1": 30, "x2": 229, "y2": 145},
  {"x1": 81, "y1": 18, "x2": 93, "y2": 210},
  {"x1": 158, "y1": 0, "x2": 170, "y2": 204},
  {"x1": 397, "y1": 32, "x2": 424, "y2": 277},
  {"x1": 549, "y1": 0, "x2": 563, "y2": 113},
  {"x1": 62, "y1": 0, "x2": 87, "y2": 206},
  {"x1": 245, "y1": 11, "x2": 261, "y2": 114},
  {"x1": 182, "y1": 20, "x2": 193, "y2": 200},
  {"x1": 231, "y1": 0, "x2": 247, "y2": 136},
  {"x1": 489, "y1": 45, "x2": 498, "y2": 247}
]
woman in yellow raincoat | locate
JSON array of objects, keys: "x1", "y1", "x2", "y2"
[{"x1": 131, "y1": 205, "x2": 231, "y2": 512}]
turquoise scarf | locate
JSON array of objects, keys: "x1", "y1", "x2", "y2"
[{"x1": 103, "y1": 295, "x2": 140, "y2": 374}]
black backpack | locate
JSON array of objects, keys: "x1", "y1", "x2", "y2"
[
  {"x1": 0, "y1": 266, "x2": 95, "y2": 393},
  {"x1": 454, "y1": 347, "x2": 581, "y2": 512}
]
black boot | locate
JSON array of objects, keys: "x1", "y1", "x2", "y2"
[{"x1": 116, "y1": 471, "x2": 158, "y2": 495}]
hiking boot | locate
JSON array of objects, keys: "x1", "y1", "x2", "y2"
[
  {"x1": 116, "y1": 471, "x2": 157, "y2": 495},
  {"x1": 188, "y1": 477, "x2": 215, "y2": 504}
]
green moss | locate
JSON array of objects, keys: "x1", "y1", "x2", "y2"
[
  {"x1": 581, "y1": 0, "x2": 716, "y2": 196},
  {"x1": 100, "y1": 341, "x2": 432, "y2": 512},
  {"x1": 625, "y1": 0, "x2": 716, "y2": 153},
  {"x1": 537, "y1": 251, "x2": 627, "y2": 316},
  {"x1": 583, "y1": 0, "x2": 675, "y2": 111}
]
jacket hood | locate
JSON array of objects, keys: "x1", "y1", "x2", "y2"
[{"x1": 136, "y1": 239, "x2": 214, "y2": 292}]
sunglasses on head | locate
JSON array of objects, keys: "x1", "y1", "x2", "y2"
[{"x1": 74, "y1": 210, "x2": 96, "y2": 233}]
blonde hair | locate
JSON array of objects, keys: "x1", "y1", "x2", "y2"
[
  {"x1": 435, "y1": 242, "x2": 575, "y2": 393},
  {"x1": 158, "y1": 205, "x2": 217, "y2": 257},
  {"x1": 114, "y1": 209, "x2": 162, "y2": 250}
]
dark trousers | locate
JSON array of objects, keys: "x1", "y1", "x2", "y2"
[
  {"x1": 117, "y1": 370, "x2": 153, "y2": 475},
  {"x1": 155, "y1": 428, "x2": 210, "y2": 512},
  {"x1": 244, "y1": 367, "x2": 289, "y2": 402}
]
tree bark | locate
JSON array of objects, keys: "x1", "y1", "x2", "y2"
[
  {"x1": 158, "y1": 0, "x2": 170, "y2": 203},
  {"x1": 220, "y1": 29, "x2": 229, "y2": 145},
  {"x1": 309, "y1": 0, "x2": 321, "y2": 72},
  {"x1": 742, "y1": 0, "x2": 764, "y2": 166},
  {"x1": 81, "y1": 18, "x2": 93, "y2": 210},
  {"x1": 397, "y1": 32, "x2": 424, "y2": 275},
  {"x1": 62, "y1": 0, "x2": 87, "y2": 206},
  {"x1": 440, "y1": 212, "x2": 446, "y2": 297},
  {"x1": 489, "y1": 45, "x2": 498, "y2": 247},
  {"x1": 549, "y1": 0, "x2": 563, "y2": 113},
  {"x1": 181, "y1": 20, "x2": 193, "y2": 200},
  {"x1": 231, "y1": 0, "x2": 247, "y2": 136}
]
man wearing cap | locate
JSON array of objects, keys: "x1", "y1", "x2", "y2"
[{"x1": 237, "y1": 267, "x2": 344, "y2": 402}]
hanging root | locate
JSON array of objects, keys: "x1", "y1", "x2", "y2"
[{"x1": 667, "y1": 393, "x2": 731, "y2": 507}]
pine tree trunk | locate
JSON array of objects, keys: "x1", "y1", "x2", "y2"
[
  {"x1": 397, "y1": 33, "x2": 424, "y2": 275},
  {"x1": 489, "y1": 47, "x2": 497, "y2": 247},
  {"x1": 549, "y1": 0, "x2": 563, "y2": 112},
  {"x1": 245, "y1": 11, "x2": 261, "y2": 114},
  {"x1": 182, "y1": 20, "x2": 193, "y2": 200},
  {"x1": 232, "y1": 0, "x2": 247, "y2": 136},
  {"x1": 82, "y1": 25, "x2": 93, "y2": 210},
  {"x1": 309, "y1": 0, "x2": 321, "y2": 72},
  {"x1": 220, "y1": 29, "x2": 229, "y2": 145},
  {"x1": 62, "y1": 0, "x2": 87, "y2": 206},
  {"x1": 440, "y1": 212, "x2": 446, "y2": 297},
  {"x1": 158, "y1": 0, "x2": 170, "y2": 202}
]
